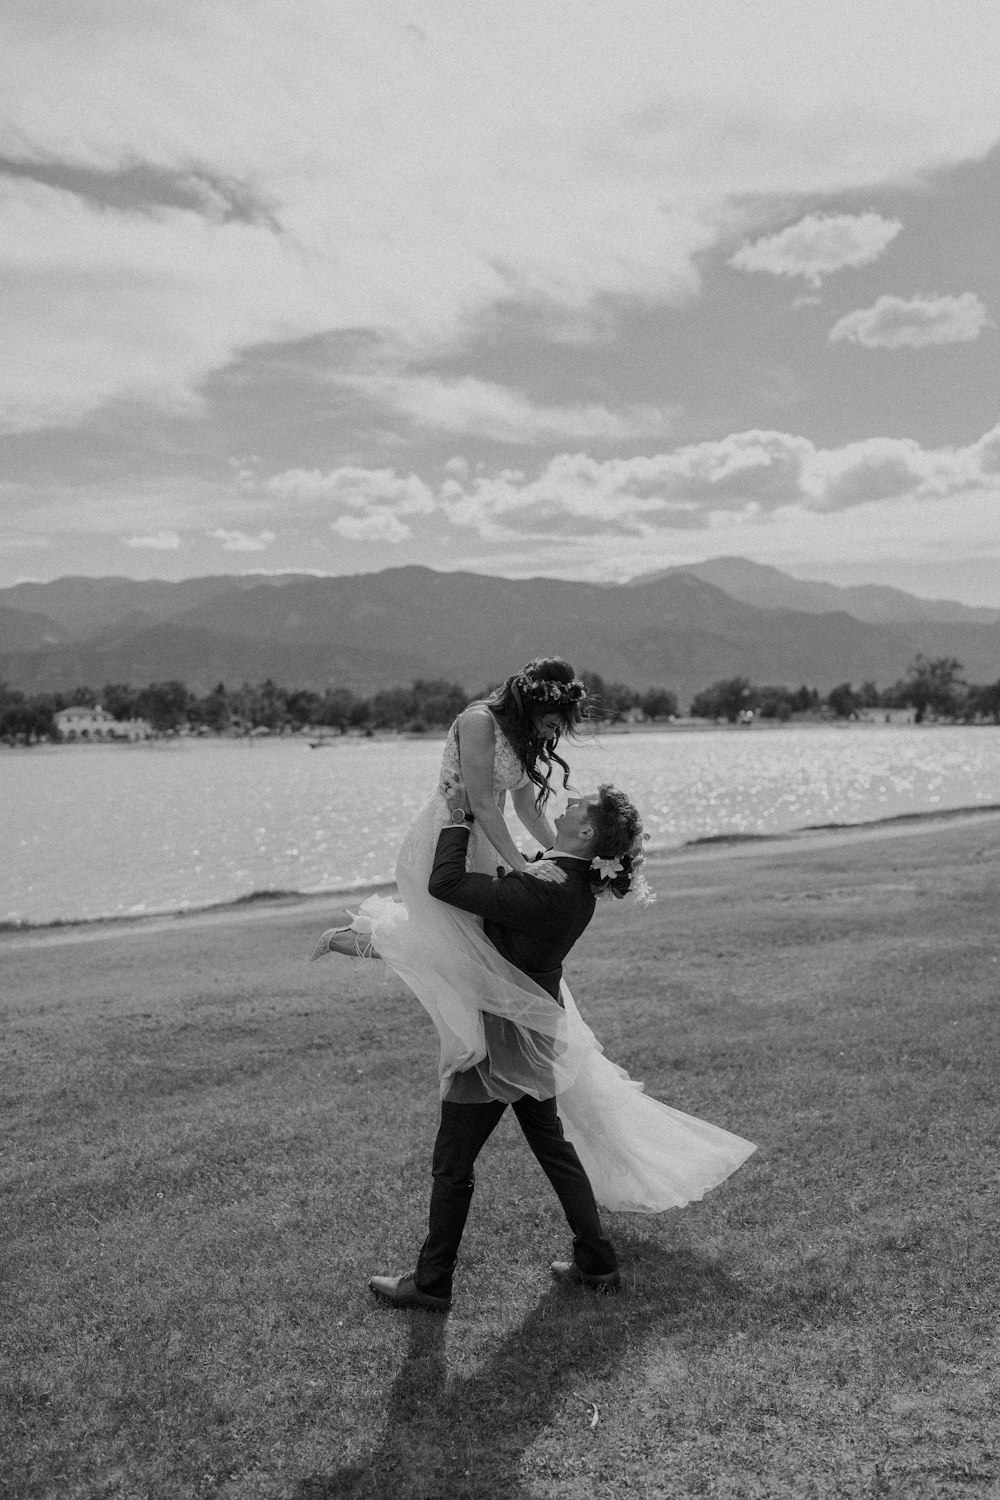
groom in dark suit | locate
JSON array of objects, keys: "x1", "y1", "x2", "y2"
[{"x1": 370, "y1": 779, "x2": 638, "y2": 1312}]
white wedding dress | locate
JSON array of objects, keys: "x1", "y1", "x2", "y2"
[{"x1": 344, "y1": 715, "x2": 756, "y2": 1213}]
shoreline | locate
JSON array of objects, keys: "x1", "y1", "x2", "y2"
[
  {"x1": 6, "y1": 715, "x2": 990, "y2": 753},
  {"x1": 5, "y1": 799, "x2": 1000, "y2": 949}
]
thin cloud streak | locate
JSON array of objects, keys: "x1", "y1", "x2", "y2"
[{"x1": 336, "y1": 374, "x2": 681, "y2": 444}]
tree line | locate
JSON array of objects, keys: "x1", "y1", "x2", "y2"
[{"x1": 2, "y1": 654, "x2": 999, "y2": 745}]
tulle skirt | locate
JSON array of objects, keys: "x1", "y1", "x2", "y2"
[{"x1": 347, "y1": 790, "x2": 756, "y2": 1213}]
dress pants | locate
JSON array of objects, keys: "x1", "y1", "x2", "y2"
[{"x1": 414, "y1": 1093, "x2": 618, "y2": 1298}]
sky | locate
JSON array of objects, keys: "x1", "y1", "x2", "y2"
[{"x1": 3, "y1": 0, "x2": 1000, "y2": 603}]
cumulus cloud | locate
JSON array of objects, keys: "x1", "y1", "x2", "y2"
[
  {"x1": 338, "y1": 374, "x2": 679, "y2": 445},
  {"x1": 266, "y1": 464, "x2": 434, "y2": 546},
  {"x1": 267, "y1": 467, "x2": 435, "y2": 516},
  {"x1": 437, "y1": 423, "x2": 1000, "y2": 539},
  {"x1": 333, "y1": 512, "x2": 411, "y2": 544},
  {"x1": 255, "y1": 423, "x2": 1000, "y2": 547},
  {"x1": 729, "y1": 213, "x2": 901, "y2": 286},
  {"x1": 208, "y1": 528, "x2": 277, "y2": 552},
  {"x1": 828, "y1": 292, "x2": 990, "y2": 348}
]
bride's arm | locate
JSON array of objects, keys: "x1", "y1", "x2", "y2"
[
  {"x1": 457, "y1": 710, "x2": 529, "y2": 872},
  {"x1": 511, "y1": 782, "x2": 556, "y2": 851}
]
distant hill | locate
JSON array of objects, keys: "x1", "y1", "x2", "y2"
[
  {"x1": 639, "y1": 556, "x2": 1000, "y2": 627},
  {"x1": 0, "y1": 605, "x2": 68, "y2": 652},
  {"x1": 0, "y1": 572, "x2": 307, "y2": 639},
  {"x1": 1, "y1": 564, "x2": 999, "y2": 700}
]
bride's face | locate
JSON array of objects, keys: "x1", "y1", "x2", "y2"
[{"x1": 534, "y1": 710, "x2": 563, "y2": 740}]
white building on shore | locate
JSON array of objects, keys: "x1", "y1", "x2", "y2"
[{"x1": 55, "y1": 705, "x2": 153, "y2": 742}]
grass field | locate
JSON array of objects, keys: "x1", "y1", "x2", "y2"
[{"x1": 3, "y1": 815, "x2": 999, "y2": 1499}]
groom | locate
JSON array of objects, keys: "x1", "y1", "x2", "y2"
[{"x1": 370, "y1": 778, "x2": 640, "y2": 1313}]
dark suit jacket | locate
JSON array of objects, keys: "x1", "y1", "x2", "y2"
[{"x1": 427, "y1": 826, "x2": 596, "y2": 1002}]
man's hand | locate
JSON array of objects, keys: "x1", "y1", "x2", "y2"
[{"x1": 442, "y1": 772, "x2": 472, "y2": 818}]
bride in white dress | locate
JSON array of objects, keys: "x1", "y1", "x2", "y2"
[{"x1": 313, "y1": 658, "x2": 755, "y2": 1213}]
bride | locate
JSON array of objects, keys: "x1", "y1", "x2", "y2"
[{"x1": 312, "y1": 657, "x2": 755, "y2": 1213}]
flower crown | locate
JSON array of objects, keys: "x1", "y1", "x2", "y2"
[{"x1": 514, "y1": 673, "x2": 587, "y2": 706}]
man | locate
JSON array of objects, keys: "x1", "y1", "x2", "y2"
[{"x1": 369, "y1": 778, "x2": 643, "y2": 1313}]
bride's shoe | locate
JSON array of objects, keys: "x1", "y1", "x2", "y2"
[{"x1": 310, "y1": 924, "x2": 378, "y2": 961}]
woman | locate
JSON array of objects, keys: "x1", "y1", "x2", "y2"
[{"x1": 313, "y1": 657, "x2": 754, "y2": 1212}]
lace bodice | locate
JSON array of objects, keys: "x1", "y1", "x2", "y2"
[{"x1": 439, "y1": 709, "x2": 528, "y2": 805}]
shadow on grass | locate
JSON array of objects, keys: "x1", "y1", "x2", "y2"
[{"x1": 297, "y1": 1234, "x2": 850, "y2": 1500}]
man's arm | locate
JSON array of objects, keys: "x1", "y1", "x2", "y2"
[{"x1": 428, "y1": 827, "x2": 549, "y2": 932}]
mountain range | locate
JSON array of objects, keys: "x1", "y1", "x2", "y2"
[{"x1": 1, "y1": 559, "x2": 998, "y2": 702}]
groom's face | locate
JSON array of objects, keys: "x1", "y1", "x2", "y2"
[{"x1": 556, "y1": 792, "x2": 600, "y2": 844}]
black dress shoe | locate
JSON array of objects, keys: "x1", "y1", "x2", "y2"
[
  {"x1": 368, "y1": 1273, "x2": 452, "y2": 1313},
  {"x1": 550, "y1": 1259, "x2": 621, "y2": 1294}
]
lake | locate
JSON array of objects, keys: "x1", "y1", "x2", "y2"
[{"x1": 3, "y1": 724, "x2": 999, "y2": 926}]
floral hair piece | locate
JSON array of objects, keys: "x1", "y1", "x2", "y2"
[
  {"x1": 589, "y1": 835, "x2": 655, "y2": 906},
  {"x1": 513, "y1": 673, "x2": 587, "y2": 706}
]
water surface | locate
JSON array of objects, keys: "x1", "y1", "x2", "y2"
[{"x1": 3, "y1": 725, "x2": 998, "y2": 925}]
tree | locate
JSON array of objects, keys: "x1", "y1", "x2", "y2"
[
  {"x1": 283, "y1": 687, "x2": 322, "y2": 729},
  {"x1": 690, "y1": 677, "x2": 754, "y2": 723},
  {"x1": 410, "y1": 679, "x2": 468, "y2": 728},
  {"x1": 788, "y1": 685, "x2": 820, "y2": 714},
  {"x1": 316, "y1": 687, "x2": 362, "y2": 734},
  {"x1": 638, "y1": 687, "x2": 678, "y2": 721},
  {"x1": 137, "y1": 680, "x2": 192, "y2": 732},
  {"x1": 0, "y1": 683, "x2": 55, "y2": 743},
  {"x1": 755, "y1": 686, "x2": 794, "y2": 721},
  {"x1": 826, "y1": 682, "x2": 861, "y2": 719},
  {"x1": 964, "y1": 680, "x2": 1000, "y2": 724},
  {"x1": 102, "y1": 682, "x2": 143, "y2": 721},
  {"x1": 197, "y1": 682, "x2": 232, "y2": 733},
  {"x1": 902, "y1": 654, "x2": 964, "y2": 722},
  {"x1": 369, "y1": 685, "x2": 417, "y2": 729}
]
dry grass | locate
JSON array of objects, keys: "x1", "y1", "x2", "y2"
[{"x1": 3, "y1": 816, "x2": 999, "y2": 1499}]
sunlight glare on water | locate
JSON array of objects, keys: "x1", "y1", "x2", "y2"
[{"x1": 2, "y1": 725, "x2": 998, "y2": 924}]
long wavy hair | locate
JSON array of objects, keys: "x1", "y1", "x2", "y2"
[{"x1": 478, "y1": 657, "x2": 589, "y2": 810}]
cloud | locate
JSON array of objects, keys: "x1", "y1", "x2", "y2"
[
  {"x1": 340, "y1": 374, "x2": 679, "y2": 444},
  {"x1": 123, "y1": 530, "x2": 182, "y2": 550},
  {"x1": 266, "y1": 467, "x2": 435, "y2": 516},
  {"x1": 0, "y1": 153, "x2": 275, "y2": 225},
  {"x1": 256, "y1": 420, "x2": 1000, "y2": 548},
  {"x1": 0, "y1": 176, "x2": 320, "y2": 433},
  {"x1": 208, "y1": 528, "x2": 277, "y2": 552},
  {"x1": 828, "y1": 292, "x2": 991, "y2": 348},
  {"x1": 266, "y1": 464, "x2": 434, "y2": 546},
  {"x1": 438, "y1": 423, "x2": 1000, "y2": 539},
  {"x1": 729, "y1": 213, "x2": 902, "y2": 286},
  {"x1": 4, "y1": 4, "x2": 1000, "y2": 432},
  {"x1": 332, "y1": 512, "x2": 411, "y2": 544}
]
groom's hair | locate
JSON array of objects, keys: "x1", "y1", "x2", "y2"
[{"x1": 589, "y1": 783, "x2": 642, "y2": 861}]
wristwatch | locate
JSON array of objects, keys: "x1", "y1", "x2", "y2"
[{"x1": 450, "y1": 806, "x2": 474, "y2": 825}]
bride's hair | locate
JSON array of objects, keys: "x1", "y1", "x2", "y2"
[
  {"x1": 481, "y1": 657, "x2": 589, "y2": 810},
  {"x1": 587, "y1": 784, "x2": 653, "y2": 904}
]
